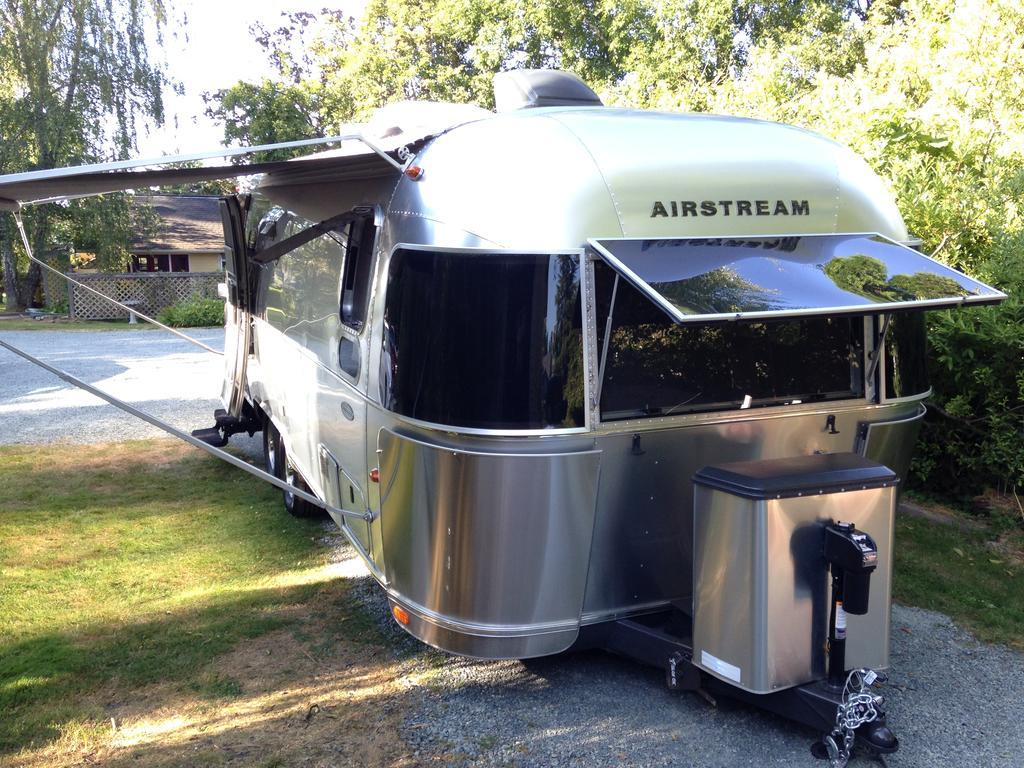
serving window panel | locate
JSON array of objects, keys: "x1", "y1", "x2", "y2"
[{"x1": 594, "y1": 262, "x2": 865, "y2": 420}]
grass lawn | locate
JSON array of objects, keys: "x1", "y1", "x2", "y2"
[
  {"x1": 1, "y1": 441, "x2": 1022, "y2": 766},
  {"x1": 894, "y1": 497, "x2": 1024, "y2": 650},
  {"x1": 0, "y1": 441, "x2": 412, "y2": 768}
]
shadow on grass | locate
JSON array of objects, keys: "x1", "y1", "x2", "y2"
[{"x1": 0, "y1": 568, "x2": 386, "y2": 757}]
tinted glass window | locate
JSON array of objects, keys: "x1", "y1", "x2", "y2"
[
  {"x1": 595, "y1": 263, "x2": 864, "y2": 419},
  {"x1": 263, "y1": 216, "x2": 345, "y2": 366},
  {"x1": 339, "y1": 214, "x2": 375, "y2": 330},
  {"x1": 883, "y1": 313, "x2": 929, "y2": 398},
  {"x1": 382, "y1": 250, "x2": 584, "y2": 429}
]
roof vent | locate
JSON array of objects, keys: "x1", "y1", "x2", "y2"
[{"x1": 493, "y1": 70, "x2": 603, "y2": 112}]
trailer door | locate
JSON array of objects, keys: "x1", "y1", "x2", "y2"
[{"x1": 219, "y1": 195, "x2": 252, "y2": 417}]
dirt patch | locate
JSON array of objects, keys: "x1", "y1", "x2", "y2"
[
  {"x1": 10, "y1": 621, "x2": 419, "y2": 768},
  {"x1": 986, "y1": 533, "x2": 1024, "y2": 568},
  {"x1": 899, "y1": 499, "x2": 985, "y2": 530}
]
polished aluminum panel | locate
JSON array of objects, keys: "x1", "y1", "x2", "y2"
[
  {"x1": 590, "y1": 235, "x2": 1005, "y2": 323},
  {"x1": 385, "y1": 108, "x2": 912, "y2": 253},
  {"x1": 376, "y1": 428, "x2": 601, "y2": 657},
  {"x1": 389, "y1": 598, "x2": 580, "y2": 659},
  {"x1": 857, "y1": 405, "x2": 926, "y2": 488},
  {"x1": 582, "y1": 401, "x2": 922, "y2": 622},
  {"x1": 692, "y1": 485, "x2": 895, "y2": 693}
]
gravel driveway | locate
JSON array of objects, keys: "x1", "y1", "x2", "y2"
[
  {"x1": 0, "y1": 327, "x2": 228, "y2": 444},
  {"x1": 2, "y1": 327, "x2": 1022, "y2": 767}
]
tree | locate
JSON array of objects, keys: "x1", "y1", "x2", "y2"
[
  {"x1": 0, "y1": 0, "x2": 167, "y2": 309},
  {"x1": 203, "y1": 80, "x2": 324, "y2": 160},
  {"x1": 207, "y1": 1, "x2": 868, "y2": 131}
]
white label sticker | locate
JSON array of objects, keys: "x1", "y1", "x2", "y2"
[
  {"x1": 700, "y1": 650, "x2": 742, "y2": 683},
  {"x1": 836, "y1": 603, "x2": 847, "y2": 639}
]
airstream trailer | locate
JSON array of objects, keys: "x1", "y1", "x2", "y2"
[
  {"x1": 191, "y1": 72, "x2": 1007, "y2": 759},
  {"x1": 0, "y1": 70, "x2": 1005, "y2": 762}
]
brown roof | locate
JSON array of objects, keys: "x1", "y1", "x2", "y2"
[{"x1": 132, "y1": 195, "x2": 225, "y2": 252}]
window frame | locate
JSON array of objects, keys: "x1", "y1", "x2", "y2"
[
  {"x1": 583, "y1": 250, "x2": 879, "y2": 431},
  {"x1": 379, "y1": 243, "x2": 591, "y2": 436},
  {"x1": 250, "y1": 204, "x2": 380, "y2": 386}
]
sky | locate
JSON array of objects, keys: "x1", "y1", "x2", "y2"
[{"x1": 136, "y1": 1, "x2": 364, "y2": 159}]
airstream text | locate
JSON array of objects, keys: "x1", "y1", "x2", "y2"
[{"x1": 650, "y1": 199, "x2": 811, "y2": 217}]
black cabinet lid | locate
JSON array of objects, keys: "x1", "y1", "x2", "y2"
[{"x1": 693, "y1": 452, "x2": 898, "y2": 500}]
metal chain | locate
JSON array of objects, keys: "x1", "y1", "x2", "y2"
[{"x1": 823, "y1": 669, "x2": 883, "y2": 768}]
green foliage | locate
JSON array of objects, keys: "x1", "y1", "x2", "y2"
[
  {"x1": 211, "y1": 1, "x2": 866, "y2": 126},
  {"x1": 0, "y1": 0, "x2": 167, "y2": 308},
  {"x1": 157, "y1": 297, "x2": 224, "y2": 328},
  {"x1": 204, "y1": 80, "x2": 324, "y2": 159}
]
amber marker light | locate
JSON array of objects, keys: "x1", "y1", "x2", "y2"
[
  {"x1": 392, "y1": 604, "x2": 411, "y2": 625},
  {"x1": 405, "y1": 165, "x2": 424, "y2": 180}
]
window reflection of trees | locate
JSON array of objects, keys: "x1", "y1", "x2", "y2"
[
  {"x1": 546, "y1": 255, "x2": 584, "y2": 427},
  {"x1": 650, "y1": 266, "x2": 783, "y2": 315},
  {"x1": 823, "y1": 254, "x2": 969, "y2": 301}
]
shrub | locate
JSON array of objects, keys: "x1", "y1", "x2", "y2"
[{"x1": 157, "y1": 297, "x2": 224, "y2": 328}]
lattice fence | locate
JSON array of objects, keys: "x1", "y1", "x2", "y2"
[{"x1": 68, "y1": 272, "x2": 223, "y2": 320}]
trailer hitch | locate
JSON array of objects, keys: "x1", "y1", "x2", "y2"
[
  {"x1": 812, "y1": 522, "x2": 898, "y2": 765},
  {"x1": 810, "y1": 668, "x2": 898, "y2": 767}
]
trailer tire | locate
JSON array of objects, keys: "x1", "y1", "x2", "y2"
[{"x1": 263, "y1": 418, "x2": 320, "y2": 518}]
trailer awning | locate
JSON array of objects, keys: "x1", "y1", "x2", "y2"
[
  {"x1": 588, "y1": 234, "x2": 1006, "y2": 323},
  {"x1": 0, "y1": 135, "x2": 405, "y2": 210}
]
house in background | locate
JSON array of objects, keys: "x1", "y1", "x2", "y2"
[{"x1": 129, "y1": 195, "x2": 227, "y2": 273}]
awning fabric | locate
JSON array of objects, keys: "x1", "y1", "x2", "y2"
[
  {"x1": 589, "y1": 234, "x2": 1006, "y2": 322},
  {"x1": 0, "y1": 136, "x2": 404, "y2": 210}
]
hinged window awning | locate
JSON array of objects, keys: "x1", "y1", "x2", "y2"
[{"x1": 588, "y1": 234, "x2": 1006, "y2": 323}]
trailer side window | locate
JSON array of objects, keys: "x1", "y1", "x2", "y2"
[
  {"x1": 262, "y1": 212, "x2": 347, "y2": 369},
  {"x1": 339, "y1": 211, "x2": 375, "y2": 331},
  {"x1": 882, "y1": 313, "x2": 929, "y2": 399},
  {"x1": 594, "y1": 262, "x2": 865, "y2": 419},
  {"x1": 381, "y1": 249, "x2": 584, "y2": 430}
]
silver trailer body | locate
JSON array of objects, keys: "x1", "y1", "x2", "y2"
[{"x1": 236, "y1": 99, "x2": 1000, "y2": 676}]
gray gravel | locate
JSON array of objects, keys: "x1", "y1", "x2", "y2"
[
  {"x1": 347, "y1": 545, "x2": 1024, "y2": 768},
  {"x1": 4, "y1": 327, "x2": 1023, "y2": 767},
  {"x1": 0, "y1": 327, "x2": 260, "y2": 455}
]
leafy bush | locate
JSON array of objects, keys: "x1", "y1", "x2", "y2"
[
  {"x1": 915, "y1": 259, "x2": 1024, "y2": 498},
  {"x1": 157, "y1": 297, "x2": 224, "y2": 328},
  {"x1": 711, "y1": 0, "x2": 1024, "y2": 499}
]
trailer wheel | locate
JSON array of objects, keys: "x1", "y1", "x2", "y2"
[{"x1": 263, "y1": 418, "x2": 320, "y2": 518}]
